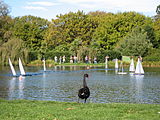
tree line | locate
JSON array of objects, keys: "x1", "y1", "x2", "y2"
[{"x1": 0, "y1": 1, "x2": 160, "y2": 65}]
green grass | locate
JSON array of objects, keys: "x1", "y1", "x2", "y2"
[
  {"x1": 0, "y1": 100, "x2": 160, "y2": 120},
  {"x1": 28, "y1": 60, "x2": 160, "y2": 67},
  {"x1": 59, "y1": 63, "x2": 105, "y2": 66}
]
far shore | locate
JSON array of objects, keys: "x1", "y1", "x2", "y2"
[{"x1": 27, "y1": 61, "x2": 160, "y2": 68}]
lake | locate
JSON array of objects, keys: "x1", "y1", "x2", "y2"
[{"x1": 0, "y1": 65, "x2": 160, "y2": 104}]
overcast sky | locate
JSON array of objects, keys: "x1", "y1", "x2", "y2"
[{"x1": 5, "y1": 0, "x2": 160, "y2": 21}]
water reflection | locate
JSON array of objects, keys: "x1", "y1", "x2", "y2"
[
  {"x1": 115, "y1": 68, "x2": 118, "y2": 74},
  {"x1": 62, "y1": 66, "x2": 65, "y2": 71},
  {"x1": 74, "y1": 66, "x2": 77, "y2": 71},
  {"x1": 8, "y1": 77, "x2": 16, "y2": 100},
  {"x1": 129, "y1": 75, "x2": 144, "y2": 103},
  {"x1": 54, "y1": 66, "x2": 57, "y2": 71},
  {"x1": 135, "y1": 75, "x2": 144, "y2": 103},
  {"x1": 70, "y1": 66, "x2": 73, "y2": 71},
  {"x1": 105, "y1": 69, "x2": 108, "y2": 73},
  {"x1": 42, "y1": 73, "x2": 46, "y2": 98},
  {"x1": 18, "y1": 76, "x2": 25, "y2": 99}
]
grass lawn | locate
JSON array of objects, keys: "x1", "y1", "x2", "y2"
[{"x1": 0, "y1": 99, "x2": 160, "y2": 120}]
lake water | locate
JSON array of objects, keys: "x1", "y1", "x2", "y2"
[{"x1": 0, "y1": 65, "x2": 160, "y2": 104}]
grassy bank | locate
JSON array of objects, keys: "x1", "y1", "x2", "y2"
[
  {"x1": 0, "y1": 100, "x2": 160, "y2": 120},
  {"x1": 58, "y1": 61, "x2": 160, "y2": 67},
  {"x1": 28, "y1": 60, "x2": 160, "y2": 68}
]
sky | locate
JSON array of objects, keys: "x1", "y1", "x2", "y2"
[{"x1": 4, "y1": 0, "x2": 160, "y2": 21}]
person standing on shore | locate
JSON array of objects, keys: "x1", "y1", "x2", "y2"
[
  {"x1": 59, "y1": 56, "x2": 62, "y2": 64},
  {"x1": 85, "y1": 56, "x2": 88, "y2": 64},
  {"x1": 94, "y1": 57, "x2": 97, "y2": 64},
  {"x1": 54, "y1": 56, "x2": 58, "y2": 63},
  {"x1": 62, "y1": 55, "x2": 66, "y2": 63}
]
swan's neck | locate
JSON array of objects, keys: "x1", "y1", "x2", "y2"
[{"x1": 83, "y1": 76, "x2": 87, "y2": 87}]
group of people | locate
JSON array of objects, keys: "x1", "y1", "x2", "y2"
[
  {"x1": 54, "y1": 56, "x2": 66, "y2": 64},
  {"x1": 53, "y1": 55, "x2": 99, "y2": 64},
  {"x1": 53, "y1": 55, "x2": 141, "y2": 64},
  {"x1": 70, "y1": 56, "x2": 78, "y2": 63},
  {"x1": 85, "y1": 56, "x2": 97, "y2": 64}
]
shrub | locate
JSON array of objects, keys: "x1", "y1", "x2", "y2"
[
  {"x1": 97, "y1": 50, "x2": 122, "y2": 63},
  {"x1": 144, "y1": 49, "x2": 160, "y2": 61}
]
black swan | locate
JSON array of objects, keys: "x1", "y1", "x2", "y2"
[{"x1": 78, "y1": 74, "x2": 90, "y2": 103}]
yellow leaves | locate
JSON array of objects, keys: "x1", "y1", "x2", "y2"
[{"x1": 66, "y1": 108, "x2": 74, "y2": 110}]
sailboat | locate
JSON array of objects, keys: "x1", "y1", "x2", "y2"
[
  {"x1": 117, "y1": 61, "x2": 127, "y2": 75},
  {"x1": 129, "y1": 58, "x2": 135, "y2": 74},
  {"x1": 8, "y1": 58, "x2": 17, "y2": 76},
  {"x1": 115, "y1": 58, "x2": 118, "y2": 69},
  {"x1": 135, "y1": 58, "x2": 144, "y2": 75},
  {"x1": 42, "y1": 59, "x2": 46, "y2": 72},
  {"x1": 105, "y1": 58, "x2": 108, "y2": 69},
  {"x1": 18, "y1": 58, "x2": 26, "y2": 76}
]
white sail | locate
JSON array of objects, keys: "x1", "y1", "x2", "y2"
[
  {"x1": 115, "y1": 58, "x2": 118, "y2": 69},
  {"x1": 117, "y1": 61, "x2": 127, "y2": 75},
  {"x1": 129, "y1": 58, "x2": 135, "y2": 72},
  {"x1": 105, "y1": 57, "x2": 108, "y2": 65},
  {"x1": 105, "y1": 64, "x2": 108, "y2": 69},
  {"x1": 9, "y1": 58, "x2": 17, "y2": 76},
  {"x1": 19, "y1": 58, "x2": 26, "y2": 75},
  {"x1": 43, "y1": 59, "x2": 46, "y2": 71},
  {"x1": 105, "y1": 58, "x2": 108, "y2": 68},
  {"x1": 135, "y1": 58, "x2": 144, "y2": 75}
]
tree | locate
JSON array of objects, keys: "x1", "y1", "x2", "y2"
[
  {"x1": 153, "y1": 19, "x2": 160, "y2": 48},
  {"x1": 144, "y1": 48, "x2": 160, "y2": 61},
  {"x1": 12, "y1": 15, "x2": 49, "y2": 60},
  {"x1": 46, "y1": 11, "x2": 97, "y2": 50},
  {"x1": 0, "y1": 1, "x2": 13, "y2": 45},
  {"x1": 153, "y1": 5, "x2": 160, "y2": 49},
  {"x1": 144, "y1": 24, "x2": 156, "y2": 48},
  {"x1": 115, "y1": 27, "x2": 152, "y2": 56},
  {"x1": 156, "y1": 5, "x2": 160, "y2": 15},
  {"x1": 0, "y1": 0, "x2": 10, "y2": 16},
  {"x1": 0, "y1": 37, "x2": 28, "y2": 65},
  {"x1": 45, "y1": 11, "x2": 98, "y2": 61},
  {"x1": 92, "y1": 12, "x2": 148, "y2": 50}
]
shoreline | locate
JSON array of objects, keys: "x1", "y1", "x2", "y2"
[
  {"x1": 2, "y1": 60, "x2": 160, "y2": 67},
  {"x1": 27, "y1": 62, "x2": 160, "y2": 68}
]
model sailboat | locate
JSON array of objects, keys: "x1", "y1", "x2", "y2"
[
  {"x1": 135, "y1": 58, "x2": 144, "y2": 75},
  {"x1": 18, "y1": 58, "x2": 26, "y2": 76},
  {"x1": 115, "y1": 58, "x2": 118, "y2": 69},
  {"x1": 129, "y1": 58, "x2": 135, "y2": 74},
  {"x1": 42, "y1": 59, "x2": 46, "y2": 72},
  {"x1": 117, "y1": 61, "x2": 127, "y2": 75},
  {"x1": 105, "y1": 58, "x2": 108, "y2": 69},
  {"x1": 9, "y1": 58, "x2": 17, "y2": 76}
]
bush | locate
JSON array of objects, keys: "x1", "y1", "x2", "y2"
[
  {"x1": 45, "y1": 50, "x2": 71, "y2": 62},
  {"x1": 28, "y1": 51, "x2": 39, "y2": 62},
  {"x1": 29, "y1": 60, "x2": 42, "y2": 66},
  {"x1": 97, "y1": 50, "x2": 122, "y2": 63},
  {"x1": 115, "y1": 27, "x2": 152, "y2": 57},
  {"x1": 29, "y1": 59, "x2": 56, "y2": 66},
  {"x1": 144, "y1": 49, "x2": 160, "y2": 61}
]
